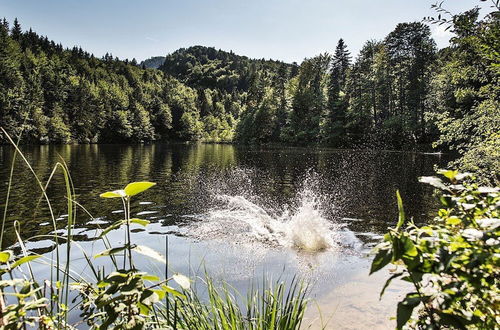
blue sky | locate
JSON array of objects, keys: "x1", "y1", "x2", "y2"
[{"x1": 0, "y1": 0, "x2": 493, "y2": 63}]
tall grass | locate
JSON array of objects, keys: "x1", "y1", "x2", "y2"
[
  {"x1": 0, "y1": 127, "x2": 78, "y2": 327},
  {"x1": 0, "y1": 128, "x2": 310, "y2": 329},
  {"x1": 157, "y1": 276, "x2": 308, "y2": 330}
]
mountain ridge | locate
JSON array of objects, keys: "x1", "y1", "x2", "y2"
[{"x1": 141, "y1": 45, "x2": 296, "y2": 71}]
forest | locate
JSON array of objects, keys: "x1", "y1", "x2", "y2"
[
  {"x1": 0, "y1": 5, "x2": 498, "y2": 179},
  {"x1": 0, "y1": 1, "x2": 498, "y2": 328}
]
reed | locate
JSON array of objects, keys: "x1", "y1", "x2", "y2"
[
  {"x1": 157, "y1": 275, "x2": 308, "y2": 330},
  {"x1": 0, "y1": 129, "x2": 309, "y2": 329}
]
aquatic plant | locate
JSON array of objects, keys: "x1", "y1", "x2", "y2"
[
  {"x1": 371, "y1": 170, "x2": 499, "y2": 329},
  {"x1": 0, "y1": 129, "x2": 309, "y2": 328},
  {"x1": 158, "y1": 276, "x2": 308, "y2": 330},
  {"x1": 75, "y1": 181, "x2": 189, "y2": 329},
  {"x1": 0, "y1": 250, "x2": 48, "y2": 328}
]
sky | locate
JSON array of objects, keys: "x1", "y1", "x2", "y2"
[{"x1": 0, "y1": 0, "x2": 494, "y2": 63}]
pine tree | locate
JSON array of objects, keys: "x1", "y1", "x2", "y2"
[
  {"x1": 385, "y1": 22, "x2": 436, "y2": 142},
  {"x1": 332, "y1": 39, "x2": 351, "y2": 89},
  {"x1": 0, "y1": 22, "x2": 25, "y2": 141},
  {"x1": 1, "y1": 18, "x2": 9, "y2": 33},
  {"x1": 11, "y1": 18, "x2": 22, "y2": 41},
  {"x1": 324, "y1": 39, "x2": 351, "y2": 144}
]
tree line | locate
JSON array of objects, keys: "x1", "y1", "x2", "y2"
[
  {"x1": 0, "y1": 18, "x2": 206, "y2": 144},
  {"x1": 0, "y1": 2, "x2": 498, "y2": 179}
]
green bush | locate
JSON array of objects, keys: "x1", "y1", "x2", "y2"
[{"x1": 371, "y1": 170, "x2": 499, "y2": 329}]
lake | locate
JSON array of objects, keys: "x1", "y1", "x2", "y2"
[{"x1": 0, "y1": 143, "x2": 447, "y2": 328}]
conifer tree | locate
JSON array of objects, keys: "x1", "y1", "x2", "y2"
[
  {"x1": 332, "y1": 38, "x2": 351, "y2": 89},
  {"x1": 11, "y1": 18, "x2": 22, "y2": 41},
  {"x1": 324, "y1": 39, "x2": 351, "y2": 144},
  {"x1": 1, "y1": 18, "x2": 9, "y2": 32}
]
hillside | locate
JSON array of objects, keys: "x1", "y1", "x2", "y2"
[
  {"x1": 1, "y1": 11, "x2": 497, "y2": 180},
  {"x1": 140, "y1": 56, "x2": 165, "y2": 69},
  {"x1": 160, "y1": 46, "x2": 298, "y2": 92},
  {"x1": 0, "y1": 19, "x2": 207, "y2": 143}
]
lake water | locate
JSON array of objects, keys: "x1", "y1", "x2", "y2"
[{"x1": 0, "y1": 143, "x2": 447, "y2": 328}]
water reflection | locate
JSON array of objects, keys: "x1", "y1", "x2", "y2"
[
  {"x1": 0, "y1": 143, "x2": 448, "y2": 328},
  {"x1": 0, "y1": 143, "x2": 445, "y2": 250}
]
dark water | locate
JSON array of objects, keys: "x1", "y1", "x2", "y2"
[
  {"x1": 0, "y1": 143, "x2": 447, "y2": 327},
  {"x1": 0, "y1": 143, "x2": 445, "y2": 247}
]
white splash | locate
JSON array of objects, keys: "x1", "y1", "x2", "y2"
[{"x1": 187, "y1": 189, "x2": 359, "y2": 253}]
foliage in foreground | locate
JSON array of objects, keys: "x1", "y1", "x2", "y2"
[
  {"x1": 371, "y1": 170, "x2": 499, "y2": 329},
  {"x1": 0, "y1": 251, "x2": 47, "y2": 328},
  {"x1": 157, "y1": 277, "x2": 308, "y2": 330}
]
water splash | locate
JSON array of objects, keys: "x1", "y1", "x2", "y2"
[{"x1": 187, "y1": 184, "x2": 360, "y2": 253}]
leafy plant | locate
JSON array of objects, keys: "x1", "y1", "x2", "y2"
[
  {"x1": 77, "y1": 270, "x2": 165, "y2": 329},
  {"x1": 75, "y1": 181, "x2": 189, "y2": 329},
  {"x1": 371, "y1": 170, "x2": 499, "y2": 329},
  {"x1": 98, "y1": 181, "x2": 156, "y2": 269},
  {"x1": 0, "y1": 250, "x2": 50, "y2": 329}
]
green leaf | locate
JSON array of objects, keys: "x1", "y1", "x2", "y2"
[
  {"x1": 393, "y1": 234, "x2": 418, "y2": 263},
  {"x1": 173, "y1": 273, "x2": 190, "y2": 289},
  {"x1": 100, "y1": 220, "x2": 126, "y2": 237},
  {"x1": 152, "y1": 289, "x2": 166, "y2": 300},
  {"x1": 100, "y1": 190, "x2": 126, "y2": 198},
  {"x1": 124, "y1": 182, "x2": 156, "y2": 197},
  {"x1": 370, "y1": 248, "x2": 392, "y2": 274},
  {"x1": 395, "y1": 190, "x2": 406, "y2": 231},
  {"x1": 133, "y1": 245, "x2": 166, "y2": 263},
  {"x1": 438, "y1": 169, "x2": 458, "y2": 181},
  {"x1": 397, "y1": 292, "x2": 421, "y2": 329},
  {"x1": 10, "y1": 255, "x2": 41, "y2": 269},
  {"x1": 446, "y1": 217, "x2": 462, "y2": 225},
  {"x1": 94, "y1": 246, "x2": 127, "y2": 258},
  {"x1": 0, "y1": 251, "x2": 13, "y2": 263},
  {"x1": 142, "y1": 274, "x2": 160, "y2": 281},
  {"x1": 137, "y1": 302, "x2": 150, "y2": 315},
  {"x1": 419, "y1": 176, "x2": 447, "y2": 190},
  {"x1": 380, "y1": 272, "x2": 402, "y2": 299},
  {"x1": 399, "y1": 236, "x2": 420, "y2": 270},
  {"x1": 401, "y1": 236, "x2": 418, "y2": 258},
  {"x1": 162, "y1": 285, "x2": 186, "y2": 298},
  {"x1": 130, "y1": 218, "x2": 150, "y2": 227}
]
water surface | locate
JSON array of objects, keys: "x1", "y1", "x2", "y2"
[{"x1": 0, "y1": 143, "x2": 446, "y2": 328}]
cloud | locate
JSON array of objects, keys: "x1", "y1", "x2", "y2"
[{"x1": 145, "y1": 36, "x2": 159, "y2": 43}]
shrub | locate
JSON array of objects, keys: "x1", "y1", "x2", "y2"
[{"x1": 371, "y1": 170, "x2": 499, "y2": 329}]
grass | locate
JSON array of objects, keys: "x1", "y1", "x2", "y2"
[
  {"x1": 157, "y1": 276, "x2": 308, "y2": 330},
  {"x1": 0, "y1": 128, "x2": 309, "y2": 329}
]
